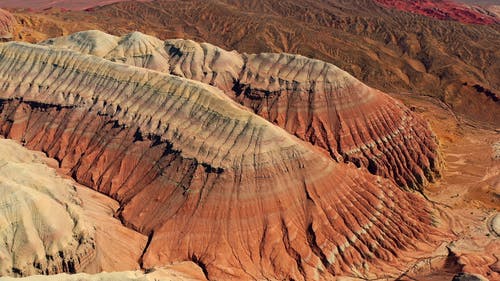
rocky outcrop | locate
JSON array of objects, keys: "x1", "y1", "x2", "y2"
[
  {"x1": 0, "y1": 9, "x2": 15, "y2": 41},
  {"x1": 42, "y1": 30, "x2": 442, "y2": 190},
  {"x1": 0, "y1": 138, "x2": 95, "y2": 276},
  {"x1": 0, "y1": 42, "x2": 442, "y2": 280}
]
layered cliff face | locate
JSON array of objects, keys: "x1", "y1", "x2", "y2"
[
  {"x1": 0, "y1": 9, "x2": 14, "y2": 40},
  {"x1": 42, "y1": 30, "x2": 441, "y2": 190},
  {"x1": 0, "y1": 139, "x2": 95, "y2": 276},
  {"x1": 0, "y1": 42, "x2": 442, "y2": 280}
]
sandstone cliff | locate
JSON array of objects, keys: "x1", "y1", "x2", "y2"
[
  {"x1": 0, "y1": 42, "x2": 442, "y2": 280},
  {"x1": 42, "y1": 30, "x2": 442, "y2": 190}
]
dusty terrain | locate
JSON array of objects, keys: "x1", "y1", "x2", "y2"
[
  {"x1": 0, "y1": 0, "x2": 151, "y2": 11},
  {"x1": 391, "y1": 93, "x2": 499, "y2": 281},
  {"x1": 0, "y1": 137, "x2": 208, "y2": 280},
  {"x1": 0, "y1": 264, "x2": 207, "y2": 281},
  {"x1": 374, "y1": 0, "x2": 499, "y2": 25},
  {"x1": 1, "y1": 89, "x2": 498, "y2": 280},
  {"x1": 0, "y1": 8, "x2": 13, "y2": 39},
  {"x1": 0, "y1": 138, "x2": 95, "y2": 276},
  {"x1": 40, "y1": 30, "x2": 441, "y2": 190},
  {"x1": 0, "y1": 0, "x2": 497, "y2": 280}
]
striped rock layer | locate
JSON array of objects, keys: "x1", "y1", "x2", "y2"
[
  {"x1": 0, "y1": 42, "x2": 441, "y2": 280},
  {"x1": 42, "y1": 30, "x2": 441, "y2": 190}
]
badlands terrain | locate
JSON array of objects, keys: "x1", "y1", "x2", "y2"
[
  {"x1": 0, "y1": 0, "x2": 498, "y2": 280},
  {"x1": 1, "y1": 0, "x2": 499, "y2": 126}
]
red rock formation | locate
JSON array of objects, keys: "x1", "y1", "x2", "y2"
[
  {"x1": 234, "y1": 52, "x2": 441, "y2": 190},
  {"x1": 374, "y1": 0, "x2": 499, "y2": 25},
  {"x1": 43, "y1": 31, "x2": 442, "y2": 190},
  {"x1": 0, "y1": 42, "x2": 443, "y2": 280},
  {"x1": 0, "y1": 9, "x2": 14, "y2": 40}
]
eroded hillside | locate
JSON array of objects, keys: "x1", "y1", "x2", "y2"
[{"x1": 0, "y1": 41, "x2": 444, "y2": 280}]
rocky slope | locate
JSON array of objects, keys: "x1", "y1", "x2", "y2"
[
  {"x1": 41, "y1": 30, "x2": 441, "y2": 190},
  {"x1": 6, "y1": 0, "x2": 499, "y2": 126},
  {"x1": 0, "y1": 41, "x2": 443, "y2": 280},
  {"x1": 0, "y1": 138, "x2": 95, "y2": 276},
  {"x1": 374, "y1": 0, "x2": 499, "y2": 25},
  {"x1": 0, "y1": 8, "x2": 14, "y2": 40},
  {"x1": 0, "y1": 137, "x2": 149, "y2": 277},
  {"x1": 0, "y1": 0, "x2": 151, "y2": 11}
]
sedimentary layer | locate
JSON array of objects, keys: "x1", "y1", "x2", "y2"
[
  {"x1": 42, "y1": 30, "x2": 442, "y2": 189},
  {"x1": 0, "y1": 42, "x2": 442, "y2": 280},
  {"x1": 0, "y1": 138, "x2": 95, "y2": 276}
]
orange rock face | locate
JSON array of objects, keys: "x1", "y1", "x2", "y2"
[
  {"x1": 0, "y1": 42, "x2": 443, "y2": 280},
  {"x1": 0, "y1": 9, "x2": 14, "y2": 40},
  {"x1": 42, "y1": 31, "x2": 442, "y2": 190}
]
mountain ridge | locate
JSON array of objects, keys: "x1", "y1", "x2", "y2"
[
  {"x1": 0, "y1": 40, "x2": 444, "y2": 280},
  {"x1": 41, "y1": 30, "x2": 442, "y2": 190}
]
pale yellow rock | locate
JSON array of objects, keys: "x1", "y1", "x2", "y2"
[
  {"x1": 0, "y1": 139, "x2": 95, "y2": 276},
  {"x1": 0, "y1": 262, "x2": 207, "y2": 281},
  {"x1": 0, "y1": 138, "x2": 147, "y2": 276},
  {"x1": 42, "y1": 30, "x2": 119, "y2": 57},
  {"x1": 0, "y1": 39, "x2": 441, "y2": 280}
]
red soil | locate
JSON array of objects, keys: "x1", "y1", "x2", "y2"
[
  {"x1": 0, "y1": 0, "x2": 151, "y2": 11},
  {"x1": 374, "y1": 0, "x2": 499, "y2": 25}
]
